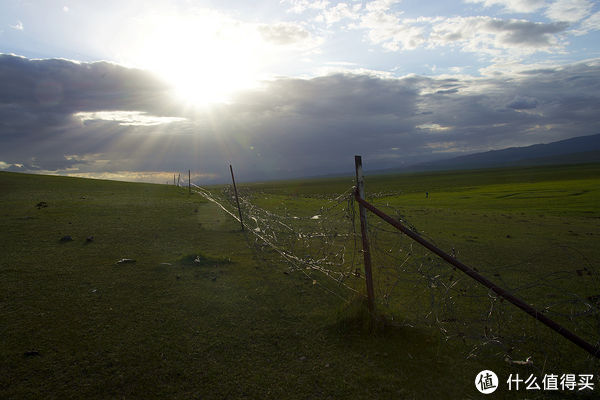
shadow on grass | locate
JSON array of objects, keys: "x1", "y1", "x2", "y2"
[
  {"x1": 332, "y1": 293, "x2": 433, "y2": 341},
  {"x1": 334, "y1": 294, "x2": 385, "y2": 335}
]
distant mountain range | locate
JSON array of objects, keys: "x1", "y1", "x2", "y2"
[{"x1": 394, "y1": 133, "x2": 600, "y2": 173}]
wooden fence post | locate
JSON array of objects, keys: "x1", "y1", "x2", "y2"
[
  {"x1": 229, "y1": 165, "x2": 244, "y2": 231},
  {"x1": 188, "y1": 170, "x2": 191, "y2": 194},
  {"x1": 354, "y1": 155, "x2": 375, "y2": 314}
]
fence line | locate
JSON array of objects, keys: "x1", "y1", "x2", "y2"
[
  {"x1": 191, "y1": 183, "x2": 360, "y2": 298},
  {"x1": 354, "y1": 188, "x2": 600, "y2": 359},
  {"x1": 186, "y1": 162, "x2": 600, "y2": 368}
]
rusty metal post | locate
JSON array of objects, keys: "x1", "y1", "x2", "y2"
[
  {"x1": 353, "y1": 193, "x2": 600, "y2": 359},
  {"x1": 173, "y1": 174, "x2": 176, "y2": 185},
  {"x1": 229, "y1": 164, "x2": 244, "y2": 231},
  {"x1": 354, "y1": 155, "x2": 375, "y2": 314}
]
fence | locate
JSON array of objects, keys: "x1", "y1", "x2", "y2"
[{"x1": 185, "y1": 158, "x2": 600, "y2": 373}]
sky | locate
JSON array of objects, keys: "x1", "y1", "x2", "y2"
[{"x1": 1, "y1": 0, "x2": 599, "y2": 183}]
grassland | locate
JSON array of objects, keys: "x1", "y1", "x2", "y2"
[
  {"x1": 1, "y1": 164, "x2": 599, "y2": 399},
  {"x1": 243, "y1": 163, "x2": 600, "y2": 370}
]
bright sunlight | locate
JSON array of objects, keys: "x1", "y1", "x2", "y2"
[{"x1": 123, "y1": 11, "x2": 266, "y2": 105}]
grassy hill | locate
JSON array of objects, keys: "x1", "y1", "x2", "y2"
[{"x1": 1, "y1": 166, "x2": 599, "y2": 399}]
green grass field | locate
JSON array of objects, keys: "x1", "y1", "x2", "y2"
[{"x1": 1, "y1": 164, "x2": 599, "y2": 399}]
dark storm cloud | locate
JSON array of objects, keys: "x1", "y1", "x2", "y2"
[
  {"x1": 507, "y1": 96, "x2": 538, "y2": 110},
  {"x1": 1, "y1": 53, "x2": 600, "y2": 182},
  {"x1": 410, "y1": 62, "x2": 600, "y2": 151},
  {"x1": 201, "y1": 64, "x2": 600, "y2": 178},
  {"x1": 0, "y1": 54, "x2": 172, "y2": 113},
  {"x1": 0, "y1": 54, "x2": 181, "y2": 170}
]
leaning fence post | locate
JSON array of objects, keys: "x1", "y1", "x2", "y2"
[
  {"x1": 354, "y1": 155, "x2": 375, "y2": 314},
  {"x1": 229, "y1": 164, "x2": 244, "y2": 231},
  {"x1": 353, "y1": 193, "x2": 600, "y2": 358}
]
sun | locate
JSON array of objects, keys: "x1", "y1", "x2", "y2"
[{"x1": 128, "y1": 12, "x2": 264, "y2": 105}]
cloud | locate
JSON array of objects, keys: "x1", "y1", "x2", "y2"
[
  {"x1": 429, "y1": 16, "x2": 568, "y2": 53},
  {"x1": 464, "y1": 0, "x2": 546, "y2": 13},
  {"x1": 285, "y1": 0, "x2": 571, "y2": 56},
  {"x1": 355, "y1": 3, "x2": 426, "y2": 51},
  {"x1": 0, "y1": 54, "x2": 173, "y2": 114},
  {"x1": 316, "y1": 2, "x2": 361, "y2": 25},
  {"x1": 417, "y1": 123, "x2": 453, "y2": 132},
  {"x1": 258, "y1": 23, "x2": 312, "y2": 45},
  {"x1": 284, "y1": 0, "x2": 330, "y2": 14},
  {"x1": 75, "y1": 111, "x2": 185, "y2": 126},
  {"x1": 0, "y1": 53, "x2": 183, "y2": 171},
  {"x1": 507, "y1": 95, "x2": 539, "y2": 109},
  {"x1": 364, "y1": 0, "x2": 402, "y2": 12},
  {"x1": 546, "y1": 0, "x2": 593, "y2": 23},
  {"x1": 466, "y1": 0, "x2": 595, "y2": 23},
  {"x1": 355, "y1": 14, "x2": 568, "y2": 54},
  {"x1": 1, "y1": 54, "x2": 600, "y2": 182},
  {"x1": 574, "y1": 11, "x2": 600, "y2": 35},
  {"x1": 346, "y1": 3, "x2": 567, "y2": 55},
  {"x1": 10, "y1": 21, "x2": 24, "y2": 31}
]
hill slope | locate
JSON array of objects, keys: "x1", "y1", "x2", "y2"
[{"x1": 409, "y1": 133, "x2": 600, "y2": 172}]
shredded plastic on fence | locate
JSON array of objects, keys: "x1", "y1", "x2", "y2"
[{"x1": 191, "y1": 183, "x2": 600, "y2": 373}]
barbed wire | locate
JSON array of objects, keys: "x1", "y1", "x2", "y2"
[
  {"x1": 192, "y1": 183, "x2": 363, "y2": 302},
  {"x1": 191, "y1": 183, "x2": 600, "y2": 372},
  {"x1": 361, "y1": 199, "x2": 599, "y2": 372}
]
